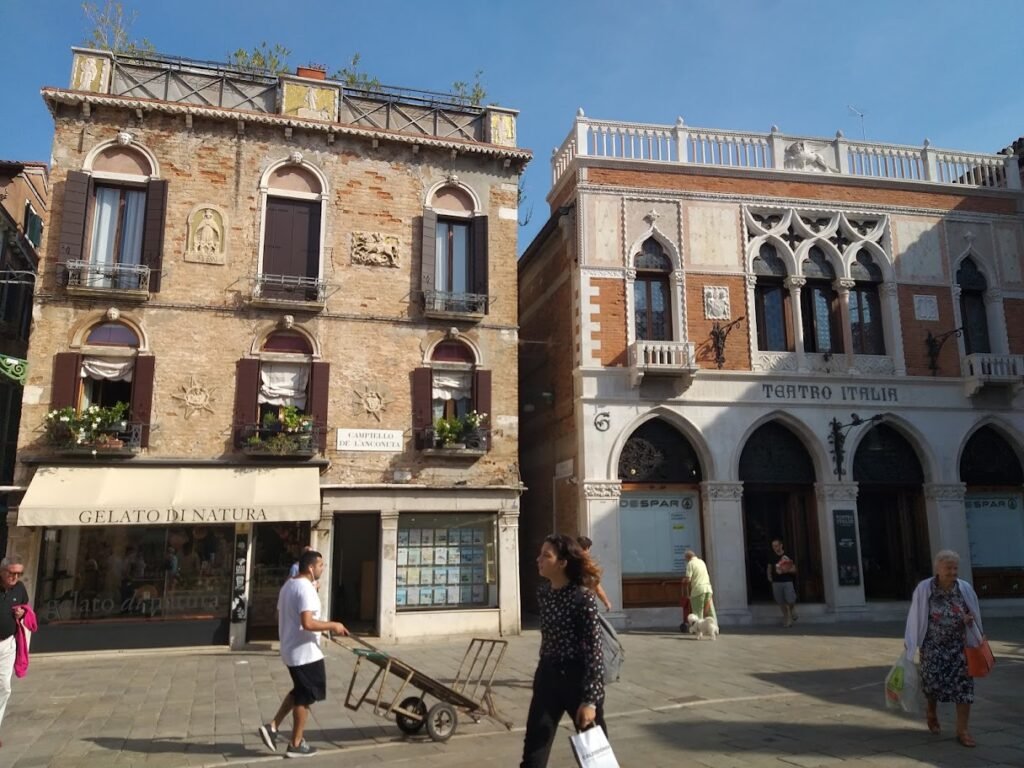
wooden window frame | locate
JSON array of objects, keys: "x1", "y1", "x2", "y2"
[
  {"x1": 800, "y1": 280, "x2": 842, "y2": 354},
  {"x1": 754, "y1": 279, "x2": 792, "y2": 352},
  {"x1": 634, "y1": 272, "x2": 671, "y2": 342},
  {"x1": 850, "y1": 283, "x2": 885, "y2": 355}
]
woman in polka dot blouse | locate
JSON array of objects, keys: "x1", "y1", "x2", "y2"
[{"x1": 520, "y1": 534, "x2": 606, "y2": 767}]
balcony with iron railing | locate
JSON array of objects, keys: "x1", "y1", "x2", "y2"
[
  {"x1": 49, "y1": 422, "x2": 144, "y2": 457},
  {"x1": 64, "y1": 260, "x2": 150, "y2": 300},
  {"x1": 235, "y1": 423, "x2": 321, "y2": 458},
  {"x1": 628, "y1": 340, "x2": 698, "y2": 387},
  {"x1": 964, "y1": 353, "x2": 1024, "y2": 397},
  {"x1": 418, "y1": 426, "x2": 491, "y2": 456},
  {"x1": 551, "y1": 112, "x2": 1020, "y2": 194},
  {"x1": 422, "y1": 289, "x2": 490, "y2": 319},
  {"x1": 250, "y1": 273, "x2": 328, "y2": 310},
  {"x1": 56, "y1": 48, "x2": 526, "y2": 154}
]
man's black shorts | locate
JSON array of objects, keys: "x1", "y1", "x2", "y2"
[{"x1": 288, "y1": 659, "x2": 327, "y2": 706}]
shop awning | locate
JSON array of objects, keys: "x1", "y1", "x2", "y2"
[{"x1": 17, "y1": 466, "x2": 321, "y2": 527}]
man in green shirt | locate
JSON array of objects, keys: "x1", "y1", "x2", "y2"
[{"x1": 682, "y1": 549, "x2": 716, "y2": 620}]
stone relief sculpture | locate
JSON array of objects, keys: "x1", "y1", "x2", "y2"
[
  {"x1": 185, "y1": 206, "x2": 227, "y2": 265},
  {"x1": 784, "y1": 141, "x2": 834, "y2": 172},
  {"x1": 489, "y1": 113, "x2": 517, "y2": 147},
  {"x1": 74, "y1": 54, "x2": 105, "y2": 91},
  {"x1": 281, "y1": 81, "x2": 339, "y2": 122},
  {"x1": 703, "y1": 286, "x2": 731, "y2": 320},
  {"x1": 351, "y1": 232, "x2": 401, "y2": 268}
]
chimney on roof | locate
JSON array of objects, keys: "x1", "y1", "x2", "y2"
[{"x1": 296, "y1": 65, "x2": 327, "y2": 80}]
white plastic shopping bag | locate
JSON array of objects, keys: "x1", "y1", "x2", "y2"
[
  {"x1": 884, "y1": 653, "x2": 922, "y2": 715},
  {"x1": 570, "y1": 725, "x2": 620, "y2": 768}
]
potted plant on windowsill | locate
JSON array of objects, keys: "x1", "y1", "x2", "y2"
[
  {"x1": 44, "y1": 402, "x2": 135, "y2": 454},
  {"x1": 434, "y1": 416, "x2": 466, "y2": 449}
]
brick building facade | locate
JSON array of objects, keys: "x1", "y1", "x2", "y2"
[
  {"x1": 519, "y1": 114, "x2": 1024, "y2": 627},
  {"x1": 10, "y1": 48, "x2": 529, "y2": 650}
]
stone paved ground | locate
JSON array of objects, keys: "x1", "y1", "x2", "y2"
[{"x1": 3, "y1": 618, "x2": 1022, "y2": 767}]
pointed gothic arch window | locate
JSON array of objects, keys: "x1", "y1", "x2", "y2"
[
  {"x1": 957, "y1": 258, "x2": 990, "y2": 355},
  {"x1": 633, "y1": 239, "x2": 672, "y2": 341},
  {"x1": 849, "y1": 249, "x2": 885, "y2": 355},
  {"x1": 753, "y1": 244, "x2": 791, "y2": 352},
  {"x1": 618, "y1": 419, "x2": 701, "y2": 482},
  {"x1": 801, "y1": 246, "x2": 841, "y2": 354}
]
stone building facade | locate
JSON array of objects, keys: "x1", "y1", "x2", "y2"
[
  {"x1": 11, "y1": 48, "x2": 529, "y2": 651},
  {"x1": 520, "y1": 113, "x2": 1024, "y2": 627}
]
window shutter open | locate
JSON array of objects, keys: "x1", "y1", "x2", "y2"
[
  {"x1": 130, "y1": 355, "x2": 156, "y2": 448},
  {"x1": 471, "y1": 215, "x2": 489, "y2": 306},
  {"x1": 142, "y1": 179, "x2": 169, "y2": 292},
  {"x1": 233, "y1": 359, "x2": 261, "y2": 444},
  {"x1": 58, "y1": 171, "x2": 91, "y2": 267},
  {"x1": 421, "y1": 210, "x2": 437, "y2": 296},
  {"x1": 472, "y1": 369, "x2": 492, "y2": 422},
  {"x1": 51, "y1": 352, "x2": 82, "y2": 409},
  {"x1": 308, "y1": 361, "x2": 330, "y2": 453},
  {"x1": 412, "y1": 367, "x2": 433, "y2": 448}
]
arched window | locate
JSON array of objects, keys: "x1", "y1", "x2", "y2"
[
  {"x1": 61, "y1": 144, "x2": 167, "y2": 294},
  {"x1": 48, "y1": 320, "x2": 155, "y2": 450},
  {"x1": 421, "y1": 184, "x2": 488, "y2": 316},
  {"x1": 849, "y1": 249, "x2": 885, "y2": 355},
  {"x1": 258, "y1": 164, "x2": 325, "y2": 302},
  {"x1": 233, "y1": 330, "x2": 328, "y2": 455},
  {"x1": 633, "y1": 239, "x2": 672, "y2": 341},
  {"x1": 800, "y1": 247, "x2": 841, "y2": 354},
  {"x1": 617, "y1": 419, "x2": 701, "y2": 482},
  {"x1": 957, "y1": 258, "x2": 991, "y2": 355},
  {"x1": 412, "y1": 339, "x2": 491, "y2": 451},
  {"x1": 753, "y1": 244, "x2": 790, "y2": 352}
]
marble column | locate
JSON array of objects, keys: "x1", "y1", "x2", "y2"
[
  {"x1": 814, "y1": 482, "x2": 865, "y2": 614},
  {"x1": 497, "y1": 502, "x2": 522, "y2": 635},
  {"x1": 583, "y1": 481, "x2": 625, "y2": 627},
  {"x1": 786, "y1": 276, "x2": 807, "y2": 371},
  {"x1": 700, "y1": 481, "x2": 751, "y2": 624},
  {"x1": 924, "y1": 483, "x2": 971, "y2": 583},
  {"x1": 377, "y1": 509, "x2": 400, "y2": 642},
  {"x1": 835, "y1": 278, "x2": 856, "y2": 373}
]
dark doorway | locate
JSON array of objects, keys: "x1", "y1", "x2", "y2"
[
  {"x1": 740, "y1": 421, "x2": 823, "y2": 603},
  {"x1": 331, "y1": 513, "x2": 380, "y2": 635},
  {"x1": 854, "y1": 425, "x2": 928, "y2": 600},
  {"x1": 247, "y1": 521, "x2": 310, "y2": 641}
]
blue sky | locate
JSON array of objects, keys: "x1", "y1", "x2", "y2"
[{"x1": 2, "y1": 0, "x2": 1021, "y2": 248}]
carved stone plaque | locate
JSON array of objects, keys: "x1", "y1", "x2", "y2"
[
  {"x1": 281, "y1": 81, "x2": 339, "y2": 121},
  {"x1": 913, "y1": 294, "x2": 939, "y2": 321},
  {"x1": 184, "y1": 205, "x2": 227, "y2": 265},
  {"x1": 351, "y1": 232, "x2": 400, "y2": 268},
  {"x1": 703, "y1": 286, "x2": 731, "y2": 320}
]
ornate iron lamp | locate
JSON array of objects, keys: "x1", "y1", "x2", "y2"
[
  {"x1": 828, "y1": 412, "x2": 887, "y2": 479},
  {"x1": 709, "y1": 317, "x2": 745, "y2": 370},
  {"x1": 925, "y1": 327, "x2": 962, "y2": 376}
]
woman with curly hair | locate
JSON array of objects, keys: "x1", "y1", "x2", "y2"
[{"x1": 520, "y1": 534, "x2": 606, "y2": 768}]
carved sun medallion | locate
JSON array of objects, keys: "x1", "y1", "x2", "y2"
[
  {"x1": 172, "y1": 375, "x2": 216, "y2": 418},
  {"x1": 352, "y1": 384, "x2": 393, "y2": 422}
]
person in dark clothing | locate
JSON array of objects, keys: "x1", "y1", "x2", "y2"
[
  {"x1": 0, "y1": 555, "x2": 30, "y2": 747},
  {"x1": 520, "y1": 534, "x2": 606, "y2": 768},
  {"x1": 766, "y1": 538, "x2": 798, "y2": 627}
]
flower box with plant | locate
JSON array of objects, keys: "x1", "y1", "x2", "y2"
[
  {"x1": 429, "y1": 410, "x2": 490, "y2": 451},
  {"x1": 44, "y1": 402, "x2": 136, "y2": 453},
  {"x1": 242, "y1": 406, "x2": 316, "y2": 456}
]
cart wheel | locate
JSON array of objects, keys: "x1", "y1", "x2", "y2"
[
  {"x1": 425, "y1": 702, "x2": 457, "y2": 742},
  {"x1": 395, "y1": 696, "x2": 427, "y2": 735}
]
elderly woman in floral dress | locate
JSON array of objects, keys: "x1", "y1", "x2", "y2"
[{"x1": 903, "y1": 550, "x2": 985, "y2": 748}]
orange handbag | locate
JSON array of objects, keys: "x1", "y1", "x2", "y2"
[{"x1": 965, "y1": 623, "x2": 995, "y2": 678}]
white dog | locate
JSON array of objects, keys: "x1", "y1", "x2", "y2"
[{"x1": 686, "y1": 613, "x2": 719, "y2": 640}]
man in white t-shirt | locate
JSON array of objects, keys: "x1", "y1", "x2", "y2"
[{"x1": 258, "y1": 550, "x2": 347, "y2": 758}]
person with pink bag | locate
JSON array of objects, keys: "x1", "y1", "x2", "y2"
[{"x1": 903, "y1": 550, "x2": 987, "y2": 748}]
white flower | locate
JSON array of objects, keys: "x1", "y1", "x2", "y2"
[{"x1": 60, "y1": 415, "x2": 70, "y2": 423}]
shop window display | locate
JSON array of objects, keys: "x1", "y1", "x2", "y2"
[
  {"x1": 35, "y1": 525, "x2": 234, "y2": 624},
  {"x1": 395, "y1": 513, "x2": 497, "y2": 610}
]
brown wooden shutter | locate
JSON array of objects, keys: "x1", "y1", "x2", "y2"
[
  {"x1": 142, "y1": 179, "x2": 168, "y2": 292},
  {"x1": 130, "y1": 355, "x2": 156, "y2": 448},
  {"x1": 472, "y1": 369, "x2": 492, "y2": 422},
  {"x1": 58, "y1": 171, "x2": 91, "y2": 266},
  {"x1": 420, "y1": 210, "x2": 437, "y2": 295},
  {"x1": 411, "y1": 367, "x2": 433, "y2": 448},
  {"x1": 471, "y1": 215, "x2": 489, "y2": 306},
  {"x1": 233, "y1": 358, "x2": 261, "y2": 441},
  {"x1": 50, "y1": 353, "x2": 82, "y2": 409},
  {"x1": 308, "y1": 361, "x2": 330, "y2": 453}
]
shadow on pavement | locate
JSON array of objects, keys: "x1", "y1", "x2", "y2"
[{"x1": 85, "y1": 736, "x2": 265, "y2": 757}]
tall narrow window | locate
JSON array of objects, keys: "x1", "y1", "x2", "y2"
[
  {"x1": 753, "y1": 244, "x2": 790, "y2": 352},
  {"x1": 849, "y1": 250, "x2": 885, "y2": 355},
  {"x1": 957, "y1": 258, "x2": 991, "y2": 355},
  {"x1": 90, "y1": 186, "x2": 146, "y2": 286},
  {"x1": 421, "y1": 184, "x2": 488, "y2": 316},
  {"x1": 258, "y1": 164, "x2": 324, "y2": 302},
  {"x1": 436, "y1": 219, "x2": 471, "y2": 295},
  {"x1": 800, "y1": 247, "x2": 841, "y2": 354},
  {"x1": 633, "y1": 239, "x2": 671, "y2": 341}
]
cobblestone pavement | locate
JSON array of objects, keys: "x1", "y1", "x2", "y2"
[{"x1": 3, "y1": 619, "x2": 1022, "y2": 767}]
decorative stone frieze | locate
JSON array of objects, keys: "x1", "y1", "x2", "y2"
[
  {"x1": 703, "y1": 286, "x2": 731, "y2": 320},
  {"x1": 701, "y1": 482, "x2": 744, "y2": 501},
  {"x1": 815, "y1": 482, "x2": 859, "y2": 503},
  {"x1": 584, "y1": 481, "x2": 622, "y2": 500},
  {"x1": 351, "y1": 232, "x2": 401, "y2": 268},
  {"x1": 924, "y1": 483, "x2": 967, "y2": 501}
]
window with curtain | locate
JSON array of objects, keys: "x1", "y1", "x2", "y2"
[
  {"x1": 435, "y1": 218, "x2": 471, "y2": 294},
  {"x1": 90, "y1": 185, "x2": 146, "y2": 287},
  {"x1": 633, "y1": 239, "x2": 671, "y2": 341},
  {"x1": 800, "y1": 247, "x2": 841, "y2": 354},
  {"x1": 849, "y1": 250, "x2": 885, "y2": 355},
  {"x1": 753, "y1": 244, "x2": 790, "y2": 352},
  {"x1": 957, "y1": 258, "x2": 991, "y2": 355}
]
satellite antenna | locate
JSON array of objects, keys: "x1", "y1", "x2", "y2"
[{"x1": 847, "y1": 105, "x2": 866, "y2": 141}]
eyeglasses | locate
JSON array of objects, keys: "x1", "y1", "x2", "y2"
[{"x1": 2, "y1": 571, "x2": 23, "y2": 578}]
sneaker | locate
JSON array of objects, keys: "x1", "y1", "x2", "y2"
[
  {"x1": 285, "y1": 740, "x2": 318, "y2": 758},
  {"x1": 258, "y1": 723, "x2": 279, "y2": 752}
]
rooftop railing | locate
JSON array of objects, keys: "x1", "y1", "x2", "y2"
[{"x1": 551, "y1": 112, "x2": 1020, "y2": 192}]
